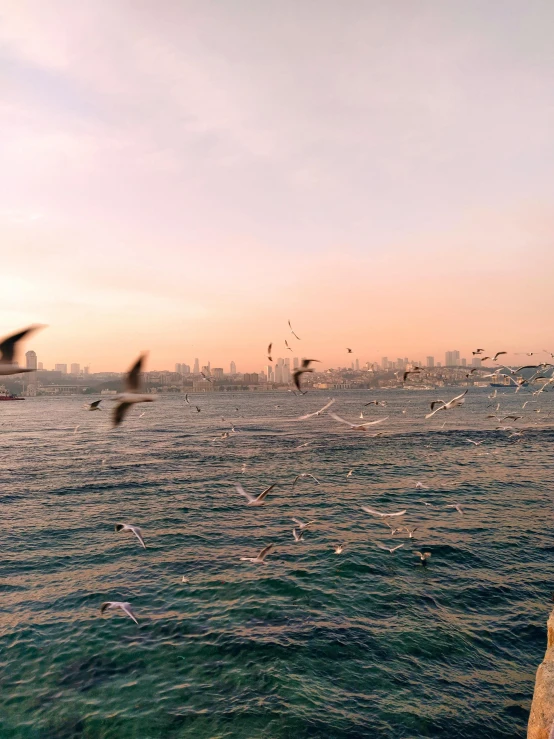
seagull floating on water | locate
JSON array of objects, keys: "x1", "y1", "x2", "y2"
[
  {"x1": 333, "y1": 544, "x2": 345, "y2": 554},
  {"x1": 465, "y1": 439, "x2": 484, "y2": 446},
  {"x1": 415, "y1": 551, "x2": 431, "y2": 565},
  {"x1": 100, "y1": 601, "x2": 138, "y2": 624},
  {"x1": 112, "y1": 354, "x2": 154, "y2": 427}
]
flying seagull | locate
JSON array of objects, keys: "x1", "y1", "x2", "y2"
[
  {"x1": 361, "y1": 505, "x2": 407, "y2": 518},
  {"x1": 0, "y1": 325, "x2": 45, "y2": 376},
  {"x1": 403, "y1": 368, "x2": 422, "y2": 381},
  {"x1": 446, "y1": 503, "x2": 464, "y2": 515},
  {"x1": 292, "y1": 358, "x2": 320, "y2": 392},
  {"x1": 267, "y1": 343, "x2": 273, "y2": 361},
  {"x1": 329, "y1": 412, "x2": 388, "y2": 431},
  {"x1": 346, "y1": 348, "x2": 353, "y2": 353},
  {"x1": 200, "y1": 372, "x2": 213, "y2": 382},
  {"x1": 86, "y1": 400, "x2": 102, "y2": 411},
  {"x1": 100, "y1": 601, "x2": 138, "y2": 624},
  {"x1": 472, "y1": 349, "x2": 485, "y2": 355},
  {"x1": 415, "y1": 551, "x2": 431, "y2": 565},
  {"x1": 291, "y1": 517, "x2": 315, "y2": 531},
  {"x1": 376, "y1": 542, "x2": 405, "y2": 554},
  {"x1": 333, "y1": 543, "x2": 345, "y2": 554},
  {"x1": 493, "y1": 351, "x2": 507, "y2": 362},
  {"x1": 425, "y1": 390, "x2": 468, "y2": 419},
  {"x1": 112, "y1": 354, "x2": 154, "y2": 427},
  {"x1": 292, "y1": 473, "x2": 319, "y2": 488},
  {"x1": 465, "y1": 438, "x2": 483, "y2": 446},
  {"x1": 115, "y1": 523, "x2": 146, "y2": 548},
  {"x1": 184, "y1": 394, "x2": 190, "y2": 404},
  {"x1": 364, "y1": 400, "x2": 387, "y2": 407},
  {"x1": 285, "y1": 340, "x2": 293, "y2": 352},
  {"x1": 297, "y1": 398, "x2": 335, "y2": 420},
  {"x1": 288, "y1": 320, "x2": 301, "y2": 340},
  {"x1": 235, "y1": 483, "x2": 276, "y2": 506},
  {"x1": 346, "y1": 469, "x2": 354, "y2": 477},
  {"x1": 240, "y1": 543, "x2": 274, "y2": 564},
  {"x1": 292, "y1": 528, "x2": 305, "y2": 542}
]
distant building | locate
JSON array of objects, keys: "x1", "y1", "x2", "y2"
[
  {"x1": 230, "y1": 361, "x2": 236, "y2": 374},
  {"x1": 38, "y1": 362, "x2": 44, "y2": 370},
  {"x1": 70, "y1": 363, "x2": 80, "y2": 375},
  {"x1": 212, "y1": 368, "x2": 224, "y2": 379},
  {"x1": 265, "y1": 365, "x2": 273, "y2": 382},
  {"x1": 381, "y1": 357, "x2": 389, "y2": 370},
  {"x1": 84, "y1": 366, "x2": 89, "y2": 375},
  {"x1": 355, "y1": 359, "x2": 360, "y2": 371},
  {"x1": 461, "y1": 358, "x2": 467, "y2": 367},
  {"x1": 25, "y1": 350, "x2": 37, "y2": 370},
  {"x1": 426, "y1": 356, "x2": 435, "y2": 368},
  {"x1": 472, "y1": 357, "x2": 481, "y2": 367},
  {"x1": 193, "y1": 358, "x2": 199, "y2": 374},
  {"x1": 274, "y1": 359, "x2": 283, "y2": 384},
  {"x1": 284, "y1": 357, "x2": 290, "y2": 369},
  {"x1": 445, "y1": 350, "x2": 460, "y2": 367},
  {"x1": 182, "y1": 364, "x2": 190, "y2": 374},
  {"x1": 201, "y1": 365, "x2": 210, "y2": 376},
  {"x1": 243, "y1": 373, "x2": 259, "y2": 384},
  {"x1": 55, "y1": 363, "x2": 68, "y2": 374},
  {"x1": 175, "y1": 363, "x2": 182, "y2": 374},
  {"x1": 396, "y1": 358, "x2": 405, "y2": 370},
  {"x1": 293, "y1": 357, "x2": 299, "y2": 369},
  {"x1": 282, "y1": 364, "x2": 291, "y2": 383}
]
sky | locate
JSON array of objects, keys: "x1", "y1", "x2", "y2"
[{"x1": 1, "y1": 0, "x2": 553, "y2": 372}]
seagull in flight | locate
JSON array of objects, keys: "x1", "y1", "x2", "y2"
[
  {"x1": 333, "y1": 543, "x2": 345, "y2": 554},
  {"x1": 346, "y1": 469, "x2": 354, "y2": 478},
  {"x1": 400, "y1": 526, "x2": 418, "y2": 539},
  {"x1": 376, "y1": 542, "x2": 404, "y2": 554},
  {"x1": 346, "y1": 348, "x2": 353, "y2": 353},
  {"x1": 364, "y1": 400, "x2": 387, "y2": 406},
  {"x1": 112, "y1": 354, "x2": 154, "y2": 427},
  {"x1": 100, "y1": 602, "x2": 138, "y2": 624},
  {"x1": 292, "y1": 358, "x2": 320, "y2": 392},
  {"x1": 361, "y1": 505, "x2": 407, "y2": 518},
  {"x1": 297, "y1": 398, "x2": 335, "y2": 420},
  {"x1": 184, "y1": 394, "x2": 190, "y2": 404},
  {"x1": 329, "y1": 412, "x2": 389, "y2": 431},
  {"x1": 465, "y1": 439, "x2": 484, "y2": 446},
  {"x1": 115, "y1": 523, "x2": 146, "y2": 548},
  {"x1": 235, "y1": 483, "x2": 276, "y2": 506},
  {"x1": 425, "y1": 390, "x2": 468, "y2": 419},
  {"x1": 403, "y1": 368, "x2": 422, "y2": 381},
  {"x1": 493, "y1": 351, "x2": 507, "y2": 362},
  {"x1": 85, "y1": 400, "x2": 102, "y2": 411},
  {"x1": 0, "y1": 325, "x2": 45, "y2": 376},
  {"x1": 240, "y1": 543, "x2": 274, "y2": 564},
  {"x1": 267, "y1": 343, "x2": 273, "y2": 361},
  {"x1": 285, "y1": 340, "x2": 293, "y2": 352},
  {"x1": 200, "y1": 372, "x2": 213, "y2": 382},
  {"x1": 288, "y1": 320, "x2": 301, "y2": 340},
  {"x1": 415, "y1": 551, "x2": 431, "y2": 565},
  {"x1": 292, "y1": 473, "x2": 319, "y2": 488},
  {"x1": 446, "y1": 503, "x2": 464, "y2": 515},
  {"x1": 291, "y1": 517, "x2": 316, "y2": 531},
  {"x1": 292, "y1": 528, "x2": 305, "y2": 542},
  {"x1": 472, "y1": 349, "x2": 485, "y2": 355}
]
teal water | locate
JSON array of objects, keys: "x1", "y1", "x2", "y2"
[{"x1": 1, "y1": 389, "x2": 552, "y2": 738}]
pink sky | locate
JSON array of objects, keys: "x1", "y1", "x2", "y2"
[{"x1": 1, "y1": 1, "x2": 553, "y2": 371}]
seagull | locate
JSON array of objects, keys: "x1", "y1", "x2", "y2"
[
  {"x1": 493, "y1": 351, "x2": 507, "y2": 362},
  {"x1": 361, "y1": 505, "x2": 406, "y2": 518},
  {"x1": 0, "y1": 325, "x2": 45, "y2": 375},
  {"x1": 195, "y1": 406, "x2": 201, "y2": 413},
  {"x1": 472, "y1": 349, "x2": 485, "y2": 355},
  {"x1": 73, "y1": 425, "x2": 80, "y2": 434},
  {"x1": 112, "y1": 354, "x2": 154, "y2": 427},
  {"x1": 359, "y1": 411, "x2": 364, "y2": 419},
  {"x1": 488, "y1": 389, "x2": 498, "y2": 399},
  {"x1": 425, "y1": 390, "x2": 468, "y2": 419},
  {"x1": 346, "y1": 348, "x2": 353, "y2": 353},
  {"x1": 100, "y1": 601, "x2": 138, "y2": 624},
  {"x1": 240, "y1": 463, "x2": 247, "y2": 473},
  {"x1": 181, "y1": 576, "x2": 189, "y2": 583},
  {"x1": 480, "y1": 356, "x2": 491, "y2": 362},
  {"x1": 235, "y1": 483, "x2": 276, "y2": 506},
  {"x1": 293, "y1": 441, "x2": 312, "y2": 450},
  {"x1": 292, "y1": 358, "x2": 320, "y2": 392},
  {"x1": 508, "y1": 431, "x2": 523, "y2": 438},
  {"x1": 415, "y1": 551, "x2": 431, "y2": 565},
  {"x1": 329, "y1": 412, "x2": 389, "y2": 431},
  {"x1": 465, "y1": 439, "x2": 483, "y2": 446},
  {"x1": 500, "y1": 415, "x2": 522, "y2": 421},
  {"x1": 401, "y1": 526, "x2": 418, "y2": 539},
  {"x1": 240, "y1": 543, "x2": 274, "y2": 563},
  {"x1": 403, "y1": 368, "x2": 422, "y2": 381},
  {"x1": 384, "y1": 521, "x2": 403, "y2": 535},
  {"x1": 292, "y1": 473, "x2": 319, "y2": 487},
  {"x1": 288, "y1": 320, "x2": 301, "y2": 340},
  {"x1": 200, "y1": 372, "x2": 213, "y2": 382},
  {"x1": 138, "y1": 411, "x2": 147, "y2": 418},
  {"x1": 297, "y1": 398, "x2": 335, "y2": 420},
  {"x1": 333, "y1": 544, "x2": 345, "y2": 554},
  {"x1": 285, "y1": 340, "x2": 293, "y2": 352},
  {"x1": 115, "y1": 523, "x2": 146, "y2": 548},
  {"x1": 292, "y1": 528, "x2": 305, "y2": 542},
  {"x1": 376, "y1": 543, "x2": 404, "y2": 554},
  {"x1": 415, "y1": 482, "x2": 429, "y2": 489},
  {"x1": 346, "y1": 469, "x2": 354, "y2": 478},
  {"x1": 267, "y1": 343, "x2": 273, "y2": 361},
  {"x1": 86, "y1": 400, "x2": 102, "y2": 411},
  {"x1": 364, "y1": 400, "x2": 387, "y2": 406},
  {"x1": 291, "y1": 517, "x2": 316, "y2": 531},
  {"x1": 184, "y1": 394, "x2": 190, "y2": 404},
  {"x1": 446, "y1": 503, "x2": 464, "y2": 515}
]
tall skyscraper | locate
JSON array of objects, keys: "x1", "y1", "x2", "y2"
[
  {"x1": 175, "y1": 363, "x2": 182, "y2": 374},
  {"x1": 472, "y1": 357, "x2": 481, "y2": 367},
  {"x1": 426, "y1": 356, "x2": 435, "y2": 368},
  {"x1": 201, "y1": 365, "x2": 210, "y2": 376},
  {"x1": 230, "y1": 361, "x2": 236, "y2": 374},
  {"x1": 213, "y1": 368, "x2": 224, "y2": 379},
  {"x1": 265, "y1": 365, "x2": 273, "y2": 382},
  {"x1": 381, "y1": 357, "x2": 389, "y2": 370},
  {"x1": 355, "y1": 359, "x2": 359, "y2": 371},
  {"x1": 193, "y1": 358, "x2": 199, "y2": 374},
  {"x1": 55, "y1": 364, "x2": 68, "y2": 374},
  {"x1": 70, "y1": 363, "x2": 80, "y2": 375},
  {"x1": 282, "y1": 364, "x2": 291, "y2": 383},
  {"x1": 25, "y1": 351, "x2": 37, "y2": 370},
  {"x1": 293, "y1": 357, "x2": 299, "y2": 369},
  {"x1": 275, "y1": 359, "x2": 283, "y2": 384},
  {"x1": 461, "y1": 358, "x2": 467, "y2": 367},
  {"x1": 182, "y1": 364, "x2": 190, "y2": 374}
]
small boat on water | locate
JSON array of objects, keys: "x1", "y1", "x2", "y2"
[{"x1": 0, "y1": 393, "x2": 24, "y2": 401}]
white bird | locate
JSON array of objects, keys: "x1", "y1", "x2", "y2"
[
  {"x1": 446, "y1": 503, "x2": 464, "y2": 515},
  {"x1": 346, "y1": 469, "x2": 354, "y2": 478},
  {"x1": 73, "y1": 425, "x2": 80, "y2": 434},
  {"x1": 329, "y1": 412, "x2": 389, "y2": 431},
  {"x1": 235, "y1": 483, "x2": 275, "y2": 506},
  {"x1": 292, "y1": 528, "x2": 305, "y2": 542},
  {"x1": 465, "y1": 439, "x2": 483, "y2": 446},
  {"x1": 292, "y1": 473, "x2": 319, "y2": 488},
  {"x1": 138, "y1": 411, "x2": 147, "y2": 418},
  {"x1": 115, "y1": 523, "x2": 146, "y2": 548},
  {"x1": 361, "y1": 505, "x2": 407, "y2": 518},
  {"x1": 376, "y1": 542, "x2": 404, "y2": 554},
  {"x1": 297, "y1": 398, "x2": 335, "y2": 421},
  {"x1": 293, "y1": 441, "x2": 312, "y2": 451},
  {"x1": 0, "y1": 325, "x2": 45, "y2": 376},
  {"x1": 333, "y1": 543, "x2": 345, "y2": 554},
  {"x1": 359, "y1": 411, "x2": 364, "y2": 419},
  {"x1": 100, "y1": 601, "x2": 138, "y2": 624},
  {"x1": 240, "y1": 463, "x2": 247, "y2": 473},
  {"x1": 291, "y1": 517, "x2": 316, "y2": 531},
  {"x1": 425, "y1": 390, "x2": 468, "y2": 419},
  {"x1": 384, "y1": 521, "x2": 403, "y2": 535},
  {"x1": 181, "y1": 576, "x2": 189, "y2": 583},
  {"x1": 401, "y1": 526, "x2": 418, "y2": 539},
  {"x1": 112, "y1": 354, "x2": 154, "y2": 427},
  {"x1": 86, "y1": 400, "x2": 102, "y2": 411},
  {"x1": 415, "y1": 551, "x2": 431, "y2": 564},
  {"x1": 240, "y1": 543, "x2": 274, "y2": 563},
  {"x1": 415, "y1": 482, "x2": 429, "y2": 489}
]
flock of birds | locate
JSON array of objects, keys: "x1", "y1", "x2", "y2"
[{"x1": 2, "y1": 324, "x2": 553, "y2": 625}]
